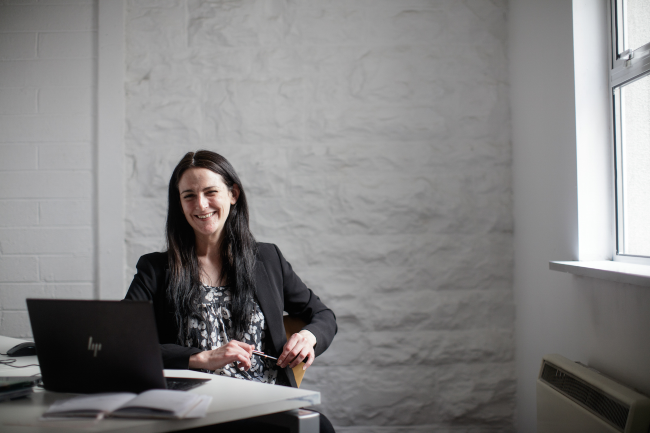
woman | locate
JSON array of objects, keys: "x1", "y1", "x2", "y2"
[{"x1": 124, "y1": 150, "x2": 337, "y2": 430}]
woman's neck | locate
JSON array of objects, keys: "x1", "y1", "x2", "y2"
[
  {"x1": 194, "y1": 234, "x2": 219, "y2": 256},
  {"x1": 195, "y1": 234, "x2": 224, "y2": 286}
]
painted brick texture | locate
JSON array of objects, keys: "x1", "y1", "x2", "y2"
[
  {"x1": 0, "y1": 0, "x2": 97, "y2": 336},
  {"x1": 125, "y1": 0, "x2": 514, "y2": 431}
]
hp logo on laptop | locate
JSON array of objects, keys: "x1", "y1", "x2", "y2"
[{"x1": 87, "y1": 336, "x2": 102, "y2": 357}]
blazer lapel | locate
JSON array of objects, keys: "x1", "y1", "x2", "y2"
[
  {"x1": 254, "y1": 259, "x2": 297, "y2": 387},
  {"x1": 254, "y1": 260, "x2": 285, "y2": 355}
]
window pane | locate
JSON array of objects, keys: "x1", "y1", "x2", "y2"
[
  {"x1": 625, "y1": 0, "x2": 650, "y2": 52},
  {"x1": 617, "y1": 0, "x2": 626, "y2": 54},
  {"x1": 619, "y1": 73, "x2": 650, "y2": 256}
]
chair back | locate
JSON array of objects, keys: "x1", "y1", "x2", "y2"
[{"x1": 282, "y1": 315, "x2": 307, "y2": 388}]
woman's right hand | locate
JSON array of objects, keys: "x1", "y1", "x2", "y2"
[{"x1": 188, "y1": 340, "x2": 254, "y2": 371}]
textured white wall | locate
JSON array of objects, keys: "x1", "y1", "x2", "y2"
[
  {"x1": 0, "y1": 0, "x2": 97, "y2": 337},
  {"x1": 125, "y1": 1, "x2": 514, "y2": 431}
]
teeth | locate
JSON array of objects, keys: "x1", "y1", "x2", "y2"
[{"x1": 197, "y1": 212, "x2": 215, "y2": 219}]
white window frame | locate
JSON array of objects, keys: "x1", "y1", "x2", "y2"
[{"x1": 610, "y1": 0, "x2": 650, "y2": 265}]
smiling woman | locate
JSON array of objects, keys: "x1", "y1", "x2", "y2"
[{"x1": 123, "y1": 151, "x2": 337, "y2": 431}]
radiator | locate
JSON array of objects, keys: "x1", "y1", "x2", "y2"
[{"x1": 537, "y1": 354, "x2": 650, "y2": 433}]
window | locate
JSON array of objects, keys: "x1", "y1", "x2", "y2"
[{"x1": 611, "y1": 0, "x2": 650, "y2": 259}]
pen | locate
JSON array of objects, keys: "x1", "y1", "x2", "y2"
[{"x1": 251, "y1": 350, "x2": 278, "y2": 362}]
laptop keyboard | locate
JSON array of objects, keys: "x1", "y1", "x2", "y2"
[{"x1": 165, "y1": 377, "x2": 211, "y2": 391}]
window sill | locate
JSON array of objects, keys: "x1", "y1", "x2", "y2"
[{"x1": 549, "y1": 261, "x2": 650, "y2": 287}]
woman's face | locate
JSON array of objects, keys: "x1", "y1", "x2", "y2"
[{"x1": 177, "y1": 167, "x2": 238, "y2": 244}]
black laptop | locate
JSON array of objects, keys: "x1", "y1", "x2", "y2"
[{"x1": 26, "y1": 299, "x2": 210, "y2": 394}]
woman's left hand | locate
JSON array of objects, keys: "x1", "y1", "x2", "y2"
[{"x1": 277, "y1": 330, "x2": 317, "y2": 370}]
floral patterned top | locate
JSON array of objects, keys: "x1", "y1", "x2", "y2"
[{"x1": 185, "y1": 285, "x2": 278, "y2": 384}]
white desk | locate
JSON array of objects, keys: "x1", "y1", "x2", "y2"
[{"x1": 0, "y1": 336, "x2": 320, "y2": 432}]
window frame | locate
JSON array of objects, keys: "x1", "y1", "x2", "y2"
[{"x1": 610, "y1": 0, "x2": 650, "y2": 264}]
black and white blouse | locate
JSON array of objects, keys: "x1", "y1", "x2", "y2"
[{"x1": 185, "y1": 285, "x2": 278, "y2": 384}]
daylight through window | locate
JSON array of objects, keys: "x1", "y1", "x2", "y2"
[{"x1": 612, "y1": 0, "x2": 650, "y2": 258}]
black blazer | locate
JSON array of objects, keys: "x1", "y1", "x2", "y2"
[{"x1": 124, "y1": 242, "x2": 337, "y2": 388}]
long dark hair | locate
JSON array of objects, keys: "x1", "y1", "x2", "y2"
[{"x1": 166, "y1": 150, "x2": 258, "y2": 343}]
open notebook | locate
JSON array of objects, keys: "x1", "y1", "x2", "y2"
[{"x1": 43, "y1": 390, "x2": 212, "y2": 420}]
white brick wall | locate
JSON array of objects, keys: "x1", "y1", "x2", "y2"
[
  {"x1": 0, "y1": 0, "x2": 97, "y2": 337},
  {"x1": 125, "y1": 1, "x2": 514, "y2": 431}
]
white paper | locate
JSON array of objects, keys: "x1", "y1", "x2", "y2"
[
  {"x1": 44, "y1": 393, "x2": 136, "y2": 418},
  {"x1": 43, "y1": 390, "x2": 211, "y2": 420},
  {"x1": 114, "y1": 389, "x2": 199, "y2": 416}
]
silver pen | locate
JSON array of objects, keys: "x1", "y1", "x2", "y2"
[{"x1": 251, "y1": 350, "x2": 278, "y2": 362}]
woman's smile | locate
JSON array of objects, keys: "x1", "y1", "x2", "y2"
[{"x1": 196, "y1": 212, "x2": 216, "y2": 220}]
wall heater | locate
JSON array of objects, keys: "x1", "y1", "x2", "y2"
[{"x1": 537, "y1": 354, "x2": 650, "y2": 433}]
